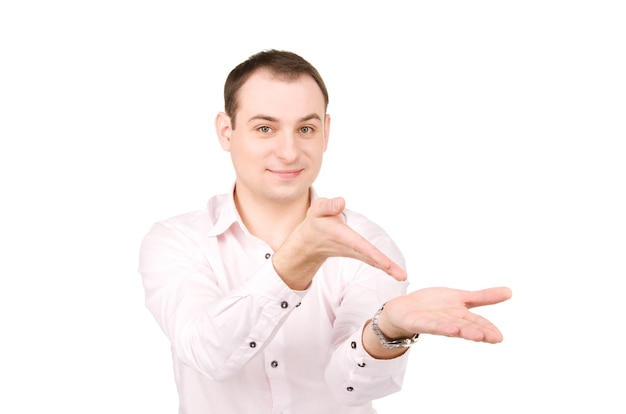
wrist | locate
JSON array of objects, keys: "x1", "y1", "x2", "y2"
[
  {"x1": 371, "y1": 304, "x2": 419, "y2": 349},
  {"x1": 271, "y1": 247, "x2": 322, "y2": 290}
]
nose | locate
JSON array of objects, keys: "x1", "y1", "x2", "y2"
[{"x1": 274, "y1": 132, "x2": 298, "y2": 163}]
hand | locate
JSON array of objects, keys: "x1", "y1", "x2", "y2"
[
  {"x1": 272, "y1": 197, "x2": 406, "y2": 289},
  {"x1": 378, "y1": 287, "x2": 513, "y2": 344}
]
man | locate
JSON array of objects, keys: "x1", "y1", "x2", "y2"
[{"x1": 139, "y1": 49, "x2": 512, "y2": 413}]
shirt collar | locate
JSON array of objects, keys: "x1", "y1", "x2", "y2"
[{"x1": 206, "y1": 185, "x2": 318, "y2": 238}]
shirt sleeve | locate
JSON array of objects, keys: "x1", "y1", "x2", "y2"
[
  {"x1": 323, "y1": 213, "x2": 412, "y2": 405},
  {"x1": 329, "y1": 326, "x2": 411, "y2": 405},
  {"x1": 138, "y1": 221, "x2": 304, "y2": 381}
]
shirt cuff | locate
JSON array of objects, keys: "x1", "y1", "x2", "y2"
[
  {"x1": 349, "y1": 328, "x2": 411, "y2": 372},
  {"x1": 239, "y1": 259, "x2": 308, "y2": 308}
]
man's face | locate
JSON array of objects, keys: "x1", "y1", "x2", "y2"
[{"x1": 218, "y1": 68, "x2": 329, "y2": 206}]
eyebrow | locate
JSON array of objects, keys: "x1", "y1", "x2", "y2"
[{"x1": 247, "y1": 113, "x2": 322, "y2": 124}]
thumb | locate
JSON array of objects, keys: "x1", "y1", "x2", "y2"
[{"x1": 310, "y1": 197, "x2": 346, "y2": 218}]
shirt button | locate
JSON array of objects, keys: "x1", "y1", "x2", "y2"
[
  {"x1": 351, "y1": 341, "x2": 357, "y2": 349},
  {"x1": 358, "y1": 362, "x2": 366, "y2": 367},
  {"x1": 265, "y1": 253, "x2": 271, "y2": 259},
  {"x1": 271, "y1": 360, "x2": 278, "y2": 368},
  {"x1": 281, "y1": 301, "x2": 288, "y2": 309},
  {"x1": 249, "y1": 342, "x2": 256, "y2": 348},
  {"x1": 346, "y1": 386, "x2": 354, "y2": 392}
]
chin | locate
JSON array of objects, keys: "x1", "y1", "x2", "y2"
[{"x1": 265, "y1": 185, "x2": 310, "y2": 204}]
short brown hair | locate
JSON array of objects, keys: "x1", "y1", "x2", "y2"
[{"x1": 223, "y1": 49, "x2": 329, "y2": 128}]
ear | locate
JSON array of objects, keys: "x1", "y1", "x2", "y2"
[
  {"x1": 323, "y1": 114, "x2": 331, "y2": 152},
  {"x1": 215, "y1": 112, "x2": 233, "y2": 151}
]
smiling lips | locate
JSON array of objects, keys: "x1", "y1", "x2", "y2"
[{"x1": 268, "y1": 169, "x2": 304, "y2": 179}]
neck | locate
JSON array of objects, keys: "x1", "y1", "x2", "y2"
[{"x1": 234, "y1": 187, "x2": 310, "y2": 250}]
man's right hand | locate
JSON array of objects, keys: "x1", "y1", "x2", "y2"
[{"x1": 272, "y1": 197, "x2": 407, "y2": 290}]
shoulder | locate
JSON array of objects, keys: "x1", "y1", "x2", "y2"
[{"x1": 147, "y1": 193, "x2": 230, "y2": 238}]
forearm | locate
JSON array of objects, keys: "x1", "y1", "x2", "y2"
[
  {"x1": 323, "y1": 259, "x2": 412, "y2": 405},
  {"x1": 173, "y1": 275, "x2": 301, "y2": 380},
  {"x1": 325, "y1": 325, "x2": 410, "y2": 406},
  {"x1": 140, "y1": 223, "x2": 305, "y2": 380}
]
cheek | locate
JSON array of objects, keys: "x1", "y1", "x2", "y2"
[
  {"x1": 305, "y1": 141, "x2": 327, "y2": 159},
  {"x1": 230, "y1": 141, "x2": 269, "y2": 164}
]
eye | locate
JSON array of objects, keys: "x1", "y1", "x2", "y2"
[
  {"x1": 258, "y1": 126, "x2": 272, "y2": 133},
  {"x1": 300, "y1": 126, "x2": 312, "y2": 134}
]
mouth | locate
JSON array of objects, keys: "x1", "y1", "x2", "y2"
[{"x1": 267, "y1": 169, "x2": 304, "y2": 179}]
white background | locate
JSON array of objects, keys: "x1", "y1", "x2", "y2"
[{"x1": 1, "y1": 1, "x2": 624, "y2": 413}]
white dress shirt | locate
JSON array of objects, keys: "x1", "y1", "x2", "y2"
[{"x1": 139, "y1": 189, "x2": 411, "y2": 413}]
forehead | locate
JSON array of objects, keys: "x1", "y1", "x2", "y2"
[{"x1": 236, "y1": 69, "x2": 326, "y2": 120}]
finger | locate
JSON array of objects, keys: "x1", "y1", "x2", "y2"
[
  {"x1": 347, "y1": 231, "x2": 407, "y2": 281},
  {"x1": 457, "y1": 323, "x2": 504, "y2": 343},
  {"x1": 311, "y1": 197, "x2": 406, "y2": 281},
  {"x1": 463, "y1": 287, "x2": 512, "y2": 308},
  {"x1": 459, "y1": 311, "x2": 506, "y2": 343},
  {"x1": 407, "y1": 313, "x2": 504, "y2": 343},
  {"x1": 309, "y1": 197, "x2": 345, "y2": 218}
]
